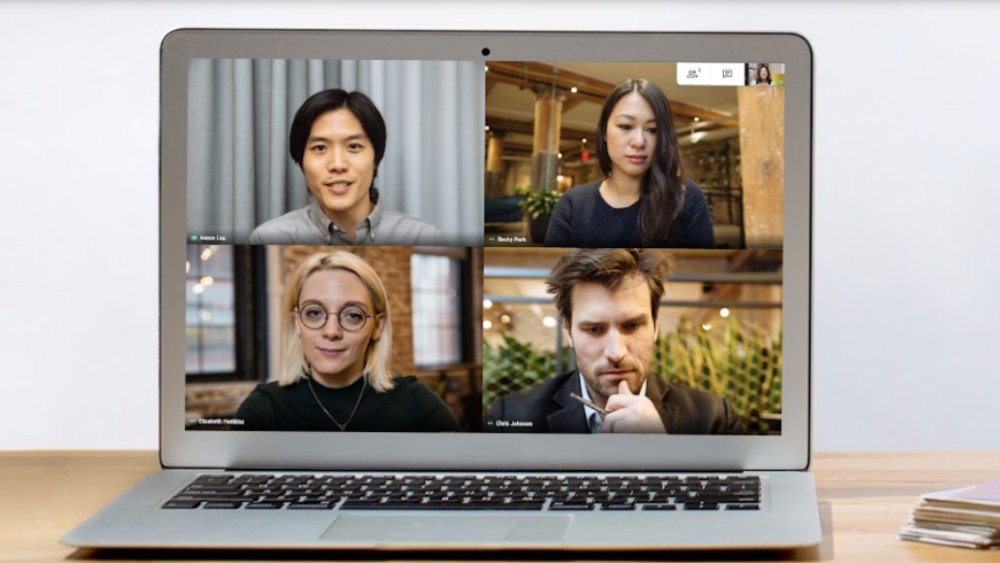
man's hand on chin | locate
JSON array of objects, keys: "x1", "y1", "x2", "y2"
[{"x1": 601, "y1": 380, "x2": 667, "y2": 433}]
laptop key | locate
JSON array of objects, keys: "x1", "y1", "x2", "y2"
[
  {"x1": 191, "y1": 475, "x2": 231, "y2": 485},
  {"x1": 186, "y1": 484, "x2": 242, "y2": 492},
  {"x1": 549, "y1": 502, "x2": 594, "y2": 511},
  {"x1": 506, "y1": 502, "x2": 545, "y2": 510},
  {"x1": 174, "y1": 495, "x2": 249, "y2": 504},
  {"x1": 339, "y1": 501, "x2": 385, "y2": 509},
  {"x1": 162, "y1": 500, "x2": 201, "y2": 509},
  {"x1": 601, "y1": 503, "x2": 636, "y2": 511},
  {"x1": 683, "y1": 502, "x2": 720, "y2": 510},
  {"x1": 245, "y1": 501, "x2": 285, "y2": 509},
  {"x1": 201, "y1": 501, "x2": 244, "y2": 509},
  {"x1": 288, "y1": 501, "x2": 334, "y2": 510}
]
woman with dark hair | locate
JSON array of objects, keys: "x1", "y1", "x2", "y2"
[
  {"x1": 543, "y1": 78, "x2": 714, "y2": 248},
  {"x1": 755, "y1": 63, "x2": 772, "y2": 85}
]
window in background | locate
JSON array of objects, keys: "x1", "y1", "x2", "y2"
[
  {"x1": 185, "y1": 245, "x2": 266, "y2": 381},
  {"x1": 411, "y1": 253, "x2": 463, "y2": 367},
  {"x1": 186, "y1": 245, "x2": 236, "y2": 375}
]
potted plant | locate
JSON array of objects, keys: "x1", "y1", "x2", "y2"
[{"x1": 520, "y1": 188, "x2": 561, "y2": 243}]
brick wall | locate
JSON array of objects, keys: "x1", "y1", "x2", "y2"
[{"x1": 185, "y1": 381, "x2": 258, "y2": 419}]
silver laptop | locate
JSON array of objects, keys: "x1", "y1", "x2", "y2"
[{"x1": 63, "y1": 29, "x2": 819, "y2": 551}]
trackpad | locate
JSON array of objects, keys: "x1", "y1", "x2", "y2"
[{"x1": 320, "y1": 514, "x2": 572, "y2": 545}]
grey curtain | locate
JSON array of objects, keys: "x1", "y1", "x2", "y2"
[{"x1": 187, "y1": 58, "x2": 484, "y2": 244}]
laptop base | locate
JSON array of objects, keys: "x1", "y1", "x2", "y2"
[{"x1": 63, "y1": 469, "x2": 821, "y2": 550}]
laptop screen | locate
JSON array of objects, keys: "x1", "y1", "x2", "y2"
[{"x1": 180, "y1": 54, "x2": 786, "y2": 438}]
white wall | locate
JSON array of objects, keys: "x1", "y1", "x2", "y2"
[{"x1": 1, "y1": 1, "x2": 998, "y2": 451}]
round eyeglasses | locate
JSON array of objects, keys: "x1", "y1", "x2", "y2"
[{"x1": 297, "y1": 304, "x2": 374, "y2": 332}]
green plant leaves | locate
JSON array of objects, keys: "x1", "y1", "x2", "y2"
[
  {"x1": 520, "y1": 189, "x2": 562, "y2": 220},
  {"x1": 484, "y1": 317, "x2": 782, "y2": 435}
]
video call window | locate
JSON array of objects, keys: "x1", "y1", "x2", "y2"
[
  {"x1": 484, "y1": 61, "x2": 784, "y2": 250},
  {"x1": 482, "y1": 248, "x2": 782, "y2": 436},
  {"x1": 186, "y1": 58, "x2": 484, "y2": 247},
  {"x1": 184, "y1": 245, "x2": 482, "y2": 432}
]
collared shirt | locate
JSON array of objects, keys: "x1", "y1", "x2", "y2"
[
  {"x1": 247, "y1": 198, "x2": 442, "y2": 245},
  {"x1": 577, "y1": 372, "x2": 648, "y2": 434}
]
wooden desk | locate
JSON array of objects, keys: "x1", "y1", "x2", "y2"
[{"x1": 1, "y1": 451, "x2": 998, "y2": 561}]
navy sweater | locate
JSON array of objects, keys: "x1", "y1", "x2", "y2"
[{"x1": 543, "y1": 180, "x2": 715, "y2": 248}]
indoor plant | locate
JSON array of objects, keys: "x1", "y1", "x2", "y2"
[{"x1": 519, "y1": 188, "x2": 562, "y2": 243}]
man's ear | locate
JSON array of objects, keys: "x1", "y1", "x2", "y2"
[{"x1": 563, "y1": 318, "x2": 573, "y2": 348}]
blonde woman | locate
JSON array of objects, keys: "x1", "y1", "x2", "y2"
[{"x1": 236, "y1": 251, "x2": 460, "y2": 431}]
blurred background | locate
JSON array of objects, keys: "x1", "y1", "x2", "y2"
[
  {"x1": 484, "y1": 61, "x2": 783, "y2": 248},
  {"x1": 183, "y1": 245, "x2": 484, "y2": 430},
  {"x1": 483, "y1": 248, "x2": 782, "y2": 435}
]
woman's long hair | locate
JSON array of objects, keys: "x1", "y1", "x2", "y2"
[
  {"x1": 596, "y1": 78, "x2": 685, "y2": 246},
  {"x1": 756, "y1": 64, "x2": 772, "y2": 85}
]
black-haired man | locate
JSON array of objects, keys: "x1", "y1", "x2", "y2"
[{"x1": 249, "y1": 89, "x2": 440, "y2": 245}]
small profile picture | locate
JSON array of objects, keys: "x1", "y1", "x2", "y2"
[{"x1": 747, "y1": 62, "x2": 784, "y2": 86}]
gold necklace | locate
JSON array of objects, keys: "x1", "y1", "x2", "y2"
[{"x1": 307, "y1": 375, "x2": 366, "y2": 431}]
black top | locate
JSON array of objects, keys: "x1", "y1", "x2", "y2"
[
  {"x1": 543, "y1": 179, "x2": 715, "y2": 248},
  {"x1": 235, "y1": 375, "x2": 461, "y2": 432}
]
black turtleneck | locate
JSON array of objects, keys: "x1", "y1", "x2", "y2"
[{"x1": 235, "y1": 375, "x2": 460, "y2": 432}]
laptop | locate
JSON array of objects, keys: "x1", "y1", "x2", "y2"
[{"x1": 63, "y1": 29, "x2": 819, "y2": 551}]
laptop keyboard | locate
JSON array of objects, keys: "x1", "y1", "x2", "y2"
[{"x1": 163, "y1": 474, "x2": 760, "y2": 511}]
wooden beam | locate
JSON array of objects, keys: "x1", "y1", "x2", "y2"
[
  {"x1": 486, "y1": 61, "x2": 735, "y2": 125},
  {"x1": 737, "y1": 87, "x2": 785, "y2": 248},
  {"x1": 486, "y1": 114, "x2": 595, "y2": 141},
  {"x1": 488, "y1": 113, "x2": 733, "y2": 144},
  {"x1": 727, "y1": 249, "x2": 782, "y2": 273},
  {"x1": 486, "y1": 61, "x2": 612, "y2": 104},
  {"x1": 560, "y1": 97, "x2": 586, "y2": 113},
  {"x1": 672, "y1": 102, "x2": 738, "y2": 127}
]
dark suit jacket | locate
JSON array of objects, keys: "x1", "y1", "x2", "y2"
[{"x1": 486, "y1": 371, "x2": 744, "y2": 434}]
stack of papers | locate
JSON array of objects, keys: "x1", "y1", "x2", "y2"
[{"x1": 900, "y1": 479, "x2": 1000, "y2": 549}]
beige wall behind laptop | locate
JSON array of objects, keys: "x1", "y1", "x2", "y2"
[{"x1": 1, "y1": 1, "x2": 998, "y2": 452}]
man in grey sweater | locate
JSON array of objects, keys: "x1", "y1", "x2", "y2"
[{"x1": 249, "y1": 89, "x2": 440, "y2": 246}]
